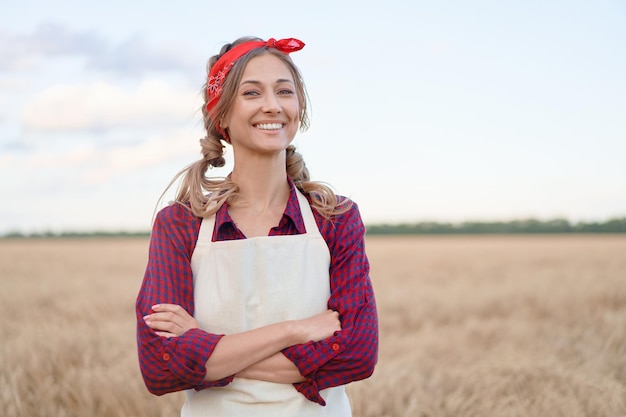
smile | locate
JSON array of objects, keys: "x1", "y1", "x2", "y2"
[{"x1": 255, "y1": 123, "x2": 283, "y2": 130}]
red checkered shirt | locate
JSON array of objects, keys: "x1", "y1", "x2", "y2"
[{"x1": 136, "y1": 179, "x2": 378, "y2": 405}]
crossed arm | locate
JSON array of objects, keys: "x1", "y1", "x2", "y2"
[{"x1": 143, "y1": 304, "x2": 341, "y2": 383}]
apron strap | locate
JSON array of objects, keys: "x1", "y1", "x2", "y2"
[
  {"x1": 197, "y1": 214, "x2": 216, "y2": 244},
  {"x1": 295, "y1": 189, "x2": 322, "y2": 238},
  {"x1": 196, "y1": 188, "x2": 323, "y2": 243}
]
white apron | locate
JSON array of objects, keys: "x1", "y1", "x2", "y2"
[{"x1": 183, "y1": 190, "x2": 351, "y2": 417}]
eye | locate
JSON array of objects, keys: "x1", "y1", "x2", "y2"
[
  {"x1": 242, "y1": 90, "x2": 260, "y2": 96},
  {"x1": 278, "y1": 88, "x2": 295, "y2": 95}
]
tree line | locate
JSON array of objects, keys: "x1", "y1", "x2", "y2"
[
  {"x1": 2, "y1": 217, "x2": 626, "y2": 238},
  {"x1": 365, "y1": 217, "x2": 626, "y2": 235}
]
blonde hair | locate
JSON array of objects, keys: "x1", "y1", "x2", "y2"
[{"x1": 162, "y1": 37, "x2": 351, "y2": 220}]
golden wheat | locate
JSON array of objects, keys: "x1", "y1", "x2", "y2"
[{"x1": 1, "y1": 235, "x2": 624, "y2": 417}]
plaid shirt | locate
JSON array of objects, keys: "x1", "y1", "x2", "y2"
[{"x1": 136, "y1": 180, "x2": 378, "y2": 405}]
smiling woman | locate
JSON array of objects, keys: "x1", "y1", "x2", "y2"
[{"x1": 135, "y1": 36, "x2": 379, "y2": 417}]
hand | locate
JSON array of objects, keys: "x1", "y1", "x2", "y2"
[
  {"x1": 143, "y1": 304, "x2": 200, "y2": 338},
  {"x1": 295, "y1": 309, "x2": 341, "y2": 344}
]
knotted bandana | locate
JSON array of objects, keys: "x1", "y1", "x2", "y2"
[{"x1": 205, "y1": 37, "x2": 305, "y2": 118}]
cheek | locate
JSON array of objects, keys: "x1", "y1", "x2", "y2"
[{"x1": 287, "y1": 101, "x2": 301, "y2": 121}]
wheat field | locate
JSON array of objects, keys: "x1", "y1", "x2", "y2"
[{"x1": 1, "y1": 235, "x2": 625, "y2": 417}]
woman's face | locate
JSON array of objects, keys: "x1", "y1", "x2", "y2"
[{"x1": 222, "y1": 53, "x2": 300, "y2": 157}]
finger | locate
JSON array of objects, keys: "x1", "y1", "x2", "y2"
[
  {"x1": 155, "y1": 331, "x2": 179, "y2": 338},
  {"x1": 147, "y1": 311, "x2": 183, "y2": 323},
  {"x1": 148, "y1": 308, "x2": 195, "y2": 327},
  {"x1": 147, "y1": 312, "x2": 195, "y2": 333},
  {"x1": 146, "y1": 305, "x2": 199, "y2": 335},
  {"x1": 144, "y1": 317, "x2": 184, "y2": 334},
  {"x1": 152, "y1": 304, "x2": 193, "y2": 320},
  {"x1": 151, "y1": 304, "x2": 185, "y2": 314}
]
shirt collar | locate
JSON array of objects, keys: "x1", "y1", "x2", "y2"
[
  {"x1": 283, "y1": 178, "x2": 307, "y2": 234},
  {"x1": 213, "y1": 177, "x2": 307, "y2": 235}
]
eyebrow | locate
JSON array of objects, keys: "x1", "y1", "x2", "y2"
[{"x1": 240, "y1": 78, "x2": 294, "y2": 86}]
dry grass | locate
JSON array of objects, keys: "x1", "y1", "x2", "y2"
[{"x1": 1, "y1": 235, "x2": 625, "y2": 417}]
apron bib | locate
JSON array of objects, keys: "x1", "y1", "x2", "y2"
[{"x1": 183, "y1": 190, "x2": 351, "y2": 417}]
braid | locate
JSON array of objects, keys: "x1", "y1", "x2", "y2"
[
  {"x1": 200, "y1": 136, "x2": 226, "y2": 168},
  {"x1": 286, "y1": 145, "x2": 310, "y2": 184}
]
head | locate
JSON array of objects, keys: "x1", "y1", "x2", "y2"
[
  {"x1": 200, "y1": 37, "x2": 310, "y2": 167},
  {"x1": 167, "y1": 36, "x2": 349, "y2": 219}
]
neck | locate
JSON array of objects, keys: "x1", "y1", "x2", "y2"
[{"x1": 230, "y1": 151, "x2": 290, "y2": 212}]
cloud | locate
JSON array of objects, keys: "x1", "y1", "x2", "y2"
[
  {"x1": 0, "y1": 126, "x2": 203, "y2": 189},
  {"x1": 0, "y1": 23, "x2": 196, "y2": 75},
  {"x1": 22, "y1": 79, "x2": 202, "y2": 132},
  {"x1": 0, "y1": 75, "x2": 31, "y2": 90},
  {"x1": 0, "y1": 126, "x2": 206, "y2": 233},
  {"x1": 0, "y1": 75, "x2": 30, "y2": 122},
  {"x1": 85, "y1": 36, "x2": 196, "y2": 75},
  {"x1": 82, "y1": 132, "x2": 203, "y2": 185}
]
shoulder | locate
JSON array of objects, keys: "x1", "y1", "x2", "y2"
[
  {"x1": 310, "y1": 194, "x2": 363, "y2": 220},
  {"x1": 155, "y1": 201, "x2": 199, "y2": 225},
  {"x1": 311, "y1": 195, "x2": 365, "y2": 242},
  {"x1": 152, "y1": 202, "x2": 202, "y2": 245},
  {"x1": 331, "y1": 195, "x2": 363, "y2": 224}
]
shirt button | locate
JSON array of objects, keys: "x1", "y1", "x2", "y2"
[
  {"x1": 162, "y1": 353, "x2": 171, "y2": 361},
  {"x1": 331, "y1": 343, "x2": 340, "y2": 351}
]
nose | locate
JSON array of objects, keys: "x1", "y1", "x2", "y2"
[{"x1": 261, "y1": 93, "x2": 282, "y2": 113}]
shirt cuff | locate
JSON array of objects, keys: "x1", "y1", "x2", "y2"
[
  {"x1": 160, "y1": 328, "x2": 234, "y2": 389},
  {"x1": 282, "y1": 335, "x2": 345, "y2": 404},
  {"x1": 282, "y1": 335, "x2": 345, "y2": 377}
]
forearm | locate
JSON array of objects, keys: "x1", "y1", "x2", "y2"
[
  {"x1": 204, "y1": 320, "x2": 301, "y2": 382},
  {"x1": 237, "y1": 352, "x2": 306, "y2": 383},
  {"x1": 144, "y1": 304, "x2": 340, "y2": 384}
]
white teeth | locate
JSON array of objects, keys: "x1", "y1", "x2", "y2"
[{"x1": 256, "y1": 123, "x2": 282, "y2": 130}]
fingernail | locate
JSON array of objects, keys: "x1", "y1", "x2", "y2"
[{"x1": 143, "y1": 315, "x2": 150, "y2": 320}]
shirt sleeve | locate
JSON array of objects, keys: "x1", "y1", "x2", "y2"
[
  {"x1": 135, "y1": 204, "x2": 234, "y2": 395},
  {"x1": 282, "y1": 201, "x2": 379, "y2": 405}
]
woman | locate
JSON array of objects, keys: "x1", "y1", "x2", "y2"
[{"x1": 136, "y1": 36, "x2": 378, "y2": 416}]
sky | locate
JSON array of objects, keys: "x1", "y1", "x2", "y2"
[{"x1": 1, "y1": 0, "x2": 625, "y2": 234}]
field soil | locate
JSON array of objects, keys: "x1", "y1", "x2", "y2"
[{"x1": 1, "y1": 235, "x2": 625, "y2": 417}]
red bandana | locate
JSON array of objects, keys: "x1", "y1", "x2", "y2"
[{"x1": 205, "y1": 37, "x2": 305, "y2": 119}]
